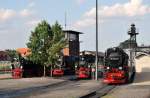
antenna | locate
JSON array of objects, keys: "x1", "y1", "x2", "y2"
[{"x1": 65, "y1": 11, "x2": 67, "y2": 29}]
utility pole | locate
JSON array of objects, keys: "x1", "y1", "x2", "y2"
[{"x1": 95, "y1": 0, "x2": 98, "y2": 80}]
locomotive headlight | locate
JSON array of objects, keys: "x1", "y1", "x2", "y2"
[
  {"x1": 119, "y1": 67, "x2": 122, "y2": 70},
  {"x1": 107, "y1": 67, "x2": 110, "y2": 70}
]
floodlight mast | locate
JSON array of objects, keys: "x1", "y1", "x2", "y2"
[{"x1": 95, "y1": 0, "x2": 98, "y2": 80}]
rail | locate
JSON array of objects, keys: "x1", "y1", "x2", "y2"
[{"x1": 79, "y1": 85, "x2": 116, "y2": 98}]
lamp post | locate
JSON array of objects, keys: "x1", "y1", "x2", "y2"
[{"x1": 95, "y1": 0, "x2": 98, "y2": 80}]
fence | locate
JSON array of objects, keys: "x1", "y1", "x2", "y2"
[{"x1": 0, "y1": 61, "x2": 12, "y2": 79}]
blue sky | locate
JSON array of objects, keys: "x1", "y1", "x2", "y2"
[{"x1": 0, "y1": 0, "x2": 150, "y2": 52}]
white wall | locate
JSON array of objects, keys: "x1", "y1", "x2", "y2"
[{"x1": 135, "y1": 56, "x2": 150, "y2": 72}]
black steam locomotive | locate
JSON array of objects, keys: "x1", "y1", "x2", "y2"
[{"x1": 103, "y1": 47, "x2": 135, "y2": 84}]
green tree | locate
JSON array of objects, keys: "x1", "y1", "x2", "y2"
[
  {"x1": 27, "y1": 20, "x2": 53, "y2": 76},
  {"x1": 47, "y1": 21, "x2": 66, "y2": 65},
  {"x1": 47, "y1": 21, "x2": 66, "y2": 76},
  {"x1": 5, "y1": 49, "x2": 18, "y2": 61},
  {"x1": 27, "y1": 20, "x2": 66, "y2": 76}
]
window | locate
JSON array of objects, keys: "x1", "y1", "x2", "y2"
[{"x1": 69, "y1": 33, "x2": 77, "y2": 41}]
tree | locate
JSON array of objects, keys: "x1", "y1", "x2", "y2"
[
  {"x1": 47, "y1": 21, "x2": 66, "y2": 65},
  {"x1": 5, "y1": 49, "x2": 18, "y2": 62},
  {"x1": 27, "y1": 20, "x2": 66, "y2": 76},
  {"x1": 47, "y1": 21, "x2": 66, "y2": 76},
  {"x1": 27, "y1": 20, "x2": 53, "y2": 76}
]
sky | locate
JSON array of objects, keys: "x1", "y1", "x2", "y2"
[{"x1": 0, "y1": 0, "x2": 150, "y2": 52}]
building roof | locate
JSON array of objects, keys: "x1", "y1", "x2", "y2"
[
  {"x1": 0, "y1": 51, "x2": 8, "y2": 55},
  {"x1": 137, "y1": 46, "x2": 150, "y2": 48},
  {"x1": 16, "y1": 48, "x2": 31, "y2": 57},
  {"x1": 63, "y1": 30, "x2": 83, "y2": 34},
  {"x1": 80, "y1": 51, "x2": 104, "y2": 57},
  {"x1": 0, "y1": 51, "x2": 11, "y2": 61}
]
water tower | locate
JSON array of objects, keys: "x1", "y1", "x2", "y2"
[{"x1": 128, "y1": 24, "x2": 139, "y2": 48}]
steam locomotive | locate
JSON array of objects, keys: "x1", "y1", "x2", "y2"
[
  {"x1": 103, "y1": 47, "x2": 135, "y2": 84},
  {"x1": 75, "y1": 54, "x2": 95, "y2": 79}
]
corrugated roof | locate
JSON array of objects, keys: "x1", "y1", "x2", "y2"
[
  {"x1": 63, "y1": 30, "x2": 83, "y2": 34},
  {"x1": 80, "y1": 51, "x2": 104, "y2": 57}
]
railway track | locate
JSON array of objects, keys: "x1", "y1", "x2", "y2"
[
  {"x1": 0, "y1": 80, "x2": 68, "y2": 98},
  {"x1": 0, "y1": 79, "x2": 91, "y2": 98},
  {"x1": 80, "y1": 84, "x2": 116, "y2": 98},
  {"x1": 0, "y1": 78, "x2": 115, "y2": 98}
]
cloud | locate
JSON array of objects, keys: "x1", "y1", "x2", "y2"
[
  {"x1": 100, "y1": 0, "x2": 149, "y2": 17},
  {"x1": 0, "y1": 9, "x2": 16, "y2": 22},
  {"x1": 74, "y1": 18, "x2": 95, "y2": 29},
  {"x1": 20, "y1": 9, "x2": 34, "y2": 17},
  {"x1": 0, "y1": 1, "x2": 39, "y2": 49},
  {"x1": 77, "y1": 0, "x2": 86, "y2": 5},
  {"x1": 0, "y1": 2, "x2": 36, "y2": 22},
  {"x1": 20, "y1": 1, "x2": 36, "y2": 17},
  {"x1": 28, "y1": 2, "x2": 35, "y2": 8},
  {"x1": 73, "y1": 0, "x2": 150, "y2": 29},
  {"x1": 26, "y1": 19, "x2": 40, "y2": 27}
]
